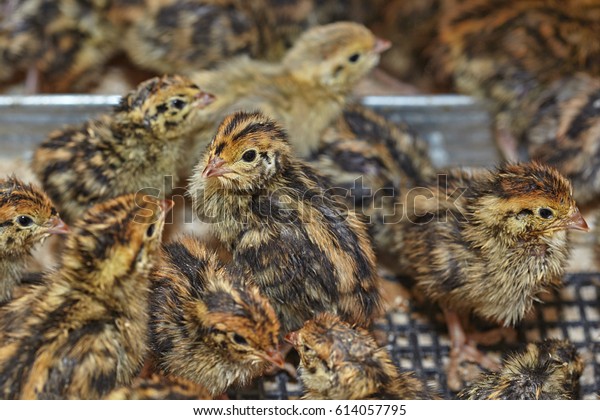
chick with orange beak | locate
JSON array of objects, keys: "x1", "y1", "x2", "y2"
[{"x1": 0, "y1": 176, "x2": 68, "y2": 304}]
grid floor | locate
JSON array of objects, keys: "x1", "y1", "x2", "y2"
[{"x1": 230, "y1": 273, "x2": 600, "y2": 399}]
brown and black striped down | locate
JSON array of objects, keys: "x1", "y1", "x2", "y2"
[
  {"x1": 0, "y1": 194, "x2": 169, "y2": 399},
  {"x1": 190, "y1": 111, "x2": 382, "y2": 334}
]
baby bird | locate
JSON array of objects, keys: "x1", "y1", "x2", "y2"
[
  {"x1": 188, "y1": 21, "x2": 390, "y2": 161},
  {"x1": 105, "y1": 374, "x2": 212, "y2": 400},
  {"x1": 32, "y1": 75, "x2": 214, "y2": 223},
  {"x1": 0, "y1": 0, "x2": 124, "y2": 92},
  {"x1": 286, "y1": 313, "x2": 437, "y2": 399},
  {"x1": 397, "y1": 162, "x2": 588, "y2": 390},
  {"x1": 0, "y1": 176, "x2": 67, "y2": 304},
  {"x1": 436, "y1": 0, "x2": 600, "y2": 160},
  {"x1": 459, "y1": 339, "x2": 583, "y2": 400},
  {"x1": 190, "y1": 111, "x2": 382, "y2": 334},
  {"x1": 150, "y1": 236, "x2": 284, "y2": 396},
  {"x1": 0, "y1": 194, "x2": 172, "y2": 399}
]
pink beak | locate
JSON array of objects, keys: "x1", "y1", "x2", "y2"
[
  {"x1": 566, "y1": 210, "x2": 589, "y2": 231},
  {"x1": 373, "y1": 38, "x2": 391, "y2": 54},
  {"x1": 261, "y1": 348, "x2": 285, "y2": 368},
  {"x1": 202, "y1": 157, "x2": 231, "y2": 178},
  {"x1": 46, "y1": 217, "x2": 69, "y2": 235},
  {"x1": 284, "y1": 331, "x2": 299, "y2": 347},
  {"x1": 159, "y1": 199, "x2": 175, "y2": 213},
  {"x1": 194, "y1": 91, "x2": 216, "y2": 108}
]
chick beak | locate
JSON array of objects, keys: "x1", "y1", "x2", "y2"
[
  {"x1": 284, "y1": 331, "x2": 299, "y2": 347},
  {"x1": 373, "y1": 38, "x2": 391, "y2": 54},
  {"x1": 46, "y1": 217, "x2": 69, "y2": 235},
  {"x1": 202, "y1": 157, "x2": 231, "y2": 178},
  {"x1": 159, "y1": 199, "x2": 175, "y2": 214},
  {"x1": 261, "y1": 348, "x2": 286, "y2": 368},
  {"x1": 565, "y1": 210, "x2": 589, "y2": 231},
  {"x1": 194, "y1": 92, "x2": 216, "y2": 108}
]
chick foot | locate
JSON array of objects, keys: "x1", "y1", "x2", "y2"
[{"x1": 444, "y1": 310, "x2": 501, "y2": 392}]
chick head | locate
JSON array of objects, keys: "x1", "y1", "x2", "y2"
[
  {"x1": 473, "y1": 162, "x2": 588, "y2": 239},
  {"x1": 197, "y1": 111, "x2": 291, "y2": 191},
  {"x1": 117, "y1": 75, "x2": 215, "y2": 139},
  {"x1": 283, "y1": 22, "x2": 390, "y2": 93},
  {"x1": 0, "y1": 176, "x2": 67, "y2": 255}
]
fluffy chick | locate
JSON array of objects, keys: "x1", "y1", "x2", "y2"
[
  {"x1": 397, "y1": 162, "x2": 588, "y2": 390},
  {"x1": 32, "y1": 75, "x2": 214, "y2": 223},
  {"x1": 0, "y1": 176, "x2": 67, "y2": 304},
  {"x1": 0, "y1": 0, "x2": 124, "y2": 92},
  {"x1": 0, "y1": 194, "x2": 171, "y2": 399},
  {"x1": 190, "y1": 111, "x2": 382, "y2": 334},
  {"x1": 188, "y1": 21, "x2": 390, "y2": 162},
  {"x1": 437, "y1": 0, "x2": 600, "y2": 159},
  {"x1": 150, "y1": 236, "x2": 284, "y2": 396},
  {"x1": 311, "y1": 103, "x2": 435, "y2": 269},
  {"x1": 459, "y1": 339, "x2": 583, "y2": 400},
  {"x1": 105, "y1": 374, "x2": 212, "y2": 400},
  {"x1": 287, "y1": 313, "x2": 438, "y2": 399}
]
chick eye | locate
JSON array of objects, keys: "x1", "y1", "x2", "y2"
[
  {"x1": 538, "y1": 208, "x2": 554, "y2": 219},
  {"x1": 242, "y1": 150, "x2": 257, "y2": 162},
  {"x1": 146, "y1": 224, "x2": 155, "y2": 237},
  {"x1": 170, "y1": 98, "x2": 186, "y2": 110},
  {"x1": 232, "y1": 333, "x2": 248, "y2": 345},
  {"x1": 17, "y1": 215, "x2": 34, "y2": 227},
  {"x1": 348, "y1": 53, "x2": 361, "y2": 63}
]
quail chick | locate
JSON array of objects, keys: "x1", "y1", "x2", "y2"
[
  {"x1": 190, "y1": 111, "x2": 382, "y2": 334},
  {"x1": 32, "y1": 75, "x2": 215, "y2": 223},
  {"x1": 397, "y1": 162, "x2": 588, "y2": 391},
  {"x1": 188, "y1": 21, "x2": 390, "y2": 162},
  {"x1": 286, "y1": 313, "x2": 438, "y2": 399},
  {"x1": 0, "y1": 176, "x2": 67, "y2": 304},
  {"x1": 124, "y1": 0, "x2": 307, "y2": 76},
  {"x1": 105, "y1": 374, "x2": 212, "y2": 400},
  {"x1": 524, "y1": 73, "x2": 600, "y2": 206},
  {"x1": 150, "y1": 236, "x2": 284, "y2": 396},
  {"x1": 0, "y1": 194, "x2": 172, "y2": 399},
  {"x1": 437, "y1": 0, "x2": 600, "y2": 160},
  {"x1": 311, "y1": 103, "x2": 435, "y2": 269},
  {"x1": 0, "y1": 0, "x2": 124, "y2": 92},
  {"x1": 459, "y1": 339, "x2": 583, "y2": 400}
]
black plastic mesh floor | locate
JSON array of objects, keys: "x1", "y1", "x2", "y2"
[{"x1": 229, "y1": 272, "x2": 600, "y2": 400}]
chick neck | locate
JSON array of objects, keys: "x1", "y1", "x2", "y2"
[{"x1": 0, "y1": 254, "x2": 27, "y2": 303}]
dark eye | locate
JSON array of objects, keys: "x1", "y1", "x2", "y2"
[
  {"x1": 348, "y1": 53, "x2": 361, "y2": 63},
  {"x1": 146, "y1": 224, "x2": 155, "y2": 237},
  {"x1": 242, "y1": 150, "x2": 257, "y2": 162},
  {"x1": 233, "y1": 333, "x2": 248, "y2": 345},
  {"x1": 170, "y1": 98, "x2": 186, "y2": 109},
  {"x1": 538, "y1": 208, "x2": 554, "y2": 219},
  {"x1": 17, "y1": 215, "x2": 34, "y2": 227}
]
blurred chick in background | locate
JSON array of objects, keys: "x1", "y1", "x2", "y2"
[
  {"x1": 124, "y1": 0, "x2": 295, "y2": 75},
  {"x1": 459, "y1": 339, "x2": 583, "y2": 400},
  {"x1": 187, "y1": 21, "x2": 390, "y2": 165},
  {"x1": 0, "y1": 176, "x2": 67, "y2": 304},
  {"x1": 190, "y1": 111, "x2": 382, "y2": 334},
  {"x1": 287, "y1": 313, "x2": 438, "y2": 399},
  {"x1": 0, "y1": 194, "x2": 171, "y2": 399},
  {"x1": 32, "y1": 75, "x2": 214, "y2": 223},
  {"x1": 150, "y1": 236, "x2": 284, "y2": 396},
  {"x1": 397, "y1": 162, "x2": 588, "y2": 390}
]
